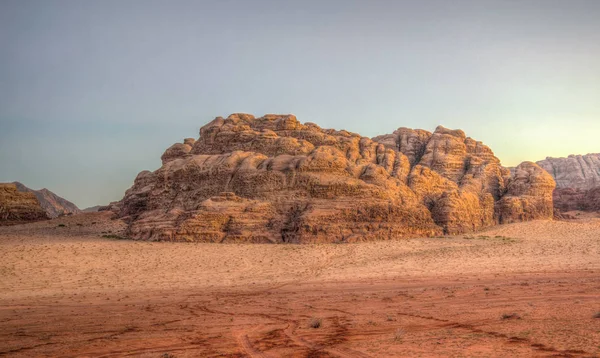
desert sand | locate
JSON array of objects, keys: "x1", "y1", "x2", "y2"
[{"x1": 1, "y1": 212, "x2": 599, "y2": 357}]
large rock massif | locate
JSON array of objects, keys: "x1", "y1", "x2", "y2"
[
  {"x1": 0, "y1": 183, "x2": 49, "y2": 225},
  {"x1": 117, "y1": 114, "x2": 555, "y2": 242},
  {"x1": 12, "y1": 182, "x2": 81, "y2": 218},
  {"x1": 537, "y1": 154, "x2": 600, "y2": 212}
]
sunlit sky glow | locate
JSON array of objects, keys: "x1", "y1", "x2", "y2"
[{"x1": 1, "y1": 0, "x2": 599, "y2": 208}]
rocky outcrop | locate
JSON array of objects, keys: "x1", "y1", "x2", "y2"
[
  {"x1": 536, "y1": 154, "x2": 600, "y2": 190},
  {"x1": 13, "y1": 182, "x2": 81, "y2": 218},
  {"x1": 0, "y1": 183, "x2": 49, "y2": 225},
  {"x1": 116, "y1": 114, "x2": 555, "y2": 242}
]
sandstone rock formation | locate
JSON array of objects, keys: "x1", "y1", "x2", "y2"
[
  {"x1": 0, "y1": 183, "x2": 49, "y2": 225},
  {"x1": 536, "y1": 154, "x2": 600, "y2": 214},
  {"x1": 13, "y1": 182, "x2": 81, "y2": 218},
  {"x1": 116, "y1": 114, "x2": 555, "y2": 242}
]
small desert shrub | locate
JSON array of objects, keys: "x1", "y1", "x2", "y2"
[
  {"x1": 309, "y1": 317, "x2": 322, "y2": 329},
  {"x1": 102, "y1": 234, "x2": 128, "y2": 240},
  {"x1": 386, "y1": 315, "x2": 396, "y2": 321},
  {"x1": 394, "y1": 328, "x2": 405, "y2": 342},
  {"x1": 501, "y1": 313, "x2": 521, "y2": 320},
  {"x1": 160, "y1": 354, "x2": 176, "y2": 358},
  {"x1": 57, "y1": 224, "x2": 66, "y2": 227},
  {"x1": 593, "y1": 312, "x2": 600, "y2": 319}
]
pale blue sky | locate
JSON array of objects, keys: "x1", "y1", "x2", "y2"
[{"x1": 1, "y1": 0, "x2": 599, "y2": 208}]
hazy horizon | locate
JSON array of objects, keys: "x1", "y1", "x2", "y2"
[{"x1": 1, "y1": 0, "x2": 599, "y2": 208}]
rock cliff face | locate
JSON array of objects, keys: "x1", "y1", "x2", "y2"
[
  {"x1": 0, "y1": 183, "x2": 49, "y2": 225},
  {"x1": 117, "y1": 114, "x2": 555, "y2": 242},
  {"x1": 536, "y1": 154, "x2": 600, "y2": 213},
  {"x1": 13, "y1": 182, "x2": 81, "y2": 218}
]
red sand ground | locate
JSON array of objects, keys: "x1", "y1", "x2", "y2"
[{"x1": 1, "y1": 212, "x2": 599, "y2": 357}]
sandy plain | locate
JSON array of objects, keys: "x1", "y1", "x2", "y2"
[{"x1": 1, "y1": 212, "x2": 599, "y2": 357}]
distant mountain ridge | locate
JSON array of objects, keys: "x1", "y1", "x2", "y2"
[{"x1": 12, "y1": 182, "x2": 81, "y2": 218}]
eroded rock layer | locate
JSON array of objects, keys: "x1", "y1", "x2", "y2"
[
  {"x1": 117, "y1": 114, "x2": 555, "y2": 242},
  {"x1": 0, "y1": 183, "x2": 49, "y2": 225}
]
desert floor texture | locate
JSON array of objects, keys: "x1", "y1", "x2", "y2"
[{"x1": 1, "y1": 212, "x2": 600, "y2": 357}]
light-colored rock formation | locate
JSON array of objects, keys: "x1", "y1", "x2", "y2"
[
  {"x1": 116, "y1": 114, "x2": 555, "y2": 242},
  {"x1": 0, "y1": 183, "x2": 49, "y2": 225},
  {"x1": 536, "y1": 154, "x2": 600, "y2": 190},
  {"x1": 13, "y1": 182, "x2": 81, "y2": 218},
  {"x1": 535, "y1": 154, "x2": 600, "y2": 214}
]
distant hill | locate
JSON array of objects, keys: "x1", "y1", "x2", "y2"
[
  {"x1": 12, "y1": 182, "x2": 81, "y2": 218},
  {"x1": 83, "y1": 205, "x2": 103, "y2": 212}
]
